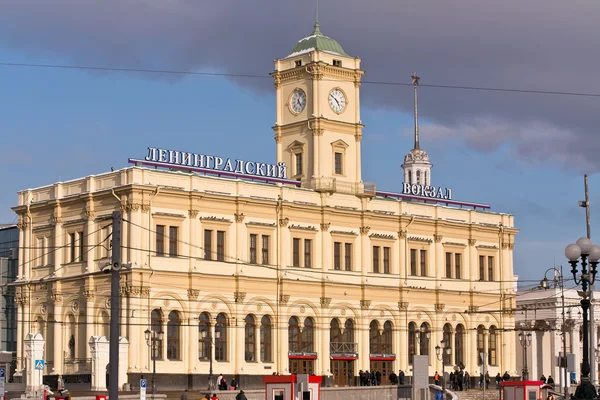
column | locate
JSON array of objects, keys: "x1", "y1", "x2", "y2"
[
  {"x1": 84, "y1": 288, "x2": 95, "y2": 359},
  {"x1": 84, "y1": 210, "x2": 96, "y2": 272},
  {"x1": 128, "y1": 289, "x2": 143, "y2": 372},
  {"x1": 398, "y1": 305, "x2": 408, "y2": 373},
  {"x1": 320, "y1": 312, "x2": 329, "y2": 376},
  {"x1": 469, "y1": 329, "x2": 478, "y2": 374},
  {"x1": 233, "y1": 297, "x2": 245, "y2": 374},
  {"x1": 52, "y1": 294, "x2": 64, "y2": 374},
  {"x1": 468, "y1": 239, "x2": 476, "y2": 287},
  {"x1": 359, "y1": 310, "x2": 369, "y2": 372},
  {"x1": 187, "y1": 290, "x2": 199, "y2": 373}
]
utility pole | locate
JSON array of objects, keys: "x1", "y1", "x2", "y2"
[
  {"x1": 560, "y1": 265, "x2": 568, "y2": 400},
  {"x1": 580, "y1": 175, "x2": 596, "y2": 388},
  {"x1": 110, "y1": 211, "x2": 122, "y2": 400}
]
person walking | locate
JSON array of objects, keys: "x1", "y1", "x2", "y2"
[
  {"x1": 235, "y1": 390, "x2": 248, "y2": 400},
  {"x1": 457, "y1": 370, "x2": 464, "y2": 391},
  {"x1": 434, "y1": 371, "x2": 440, "y2": 386},
  {"x1": 399, "y1": 370, "x2": 405, "y2": 385},
  {"x1": 503, "y1": 371, "x2": 510, "y2": 381},
  {"x1": 464, "y1": 371, "x2": 470, "y2": 390},
  {"x1": 180, "y1": 389, "x2": 189, "y2": 400},
  {"x1": 495, "y1": 373, "x2": 502, "y2": 389},
  {"x1": 485, "y1": 371, "x2": 490, "y2": 389},
  {"x1": 547, "y1": 375, "x2": 554, "y2": 386}
]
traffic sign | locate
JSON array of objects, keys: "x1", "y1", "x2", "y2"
[
  {"x1": 140, "y1": 379, "x2": 146, "y2": 389},
  {"x1": 140, "y1": 379, "x2": 147, "y2": 400},
  {"x1": 35, "y1": 360, "x2": 45, "y2": 370},
  {"x1": 0, "y1": 368, "x2": 5, "y2": 378}
]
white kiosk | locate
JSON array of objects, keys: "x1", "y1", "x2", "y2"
[{"x1": 264, "y1": 374, "x2": 322, "y2": 400}]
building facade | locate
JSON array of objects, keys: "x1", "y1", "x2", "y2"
[{"x1": 10, "y1": 20, "x2": 518, "y2": 388}]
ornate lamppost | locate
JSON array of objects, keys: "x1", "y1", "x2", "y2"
[
  {"x1": 144, "y1": 328, "x2": 164, "y2": 395},
  {"x1": 518, "y1": 331, "x2": 532, "y2": 381},
  {"x1": 435, "y1": 339, "x2": 451, "y2": 396},
  {"x1": 201, "y1": 330, "x2": 221, "y2": 391},
  {"x1": 565, "y1": 237, "x2": 600, "y2": 399}
]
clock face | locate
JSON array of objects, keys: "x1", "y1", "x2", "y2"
[
  {"x1": 290, "y1": 89, "x2": 307, "y2": 114},
  {"x1": 329, "y1": 88, "x2": 346, "y2": 113}
]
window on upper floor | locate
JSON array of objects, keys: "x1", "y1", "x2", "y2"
[
  {"x1": 156, "y1": 225, "x2": 165, "y2": 256},
  {"x1": 420, "y1": 249, "x2": 427, "y2": 276},
  {"x1": 488, "y1": 256, "x2": 495, "y2": 281},
  {"x1": 333, "y1": 59, "x2": 342, "y2": 67},
  {"x1": 372, "y1": 246, "x2": 391, "y2": 274},
  {"x1": 295, "y1": 153, "x2": 303, "y2": 177},
  {"x1": 216, "y1": 230, "x2": 225, "y2": 261},
  {"x1": 295, "y1": 60, "x2": 302, "y2": 68},
  {"x1": 292, "y1": 238, "x2": 312, "y2": 268},
  {"x1": 334, "y1": 152, "x2": 343, "y2": 175},
  {"x1": 410, "y1": 249, "x2": 417, "y2": 276},
  {"x1": 168, "y1": 226, "x2": 178, "y2": 257}
]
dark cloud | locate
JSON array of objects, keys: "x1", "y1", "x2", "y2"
[{"x1": 2, "y1": 0, "x2": 600, "y2": 170}]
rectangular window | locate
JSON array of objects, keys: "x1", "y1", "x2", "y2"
[
  {"x1": 216, "y1": 231, "x2": 225, "y2": 261},
  {"x1": 293, "y1": 238, "x2": 301, "y2": 267},
  {"x1": 420, "y1": 250, "x2": 427, "y2": 276},
  {"x1": 455, "y1": 253, "x2": 462, "y2": 279},
  {"x1": 304, "y1": 239, "x2": 312, "y2": 268},
  {"x1": 445, "y1": 252, "x2": 452, "y2": 278},
  {"x1": 333, "y1": 59, "x2": 342, "y2": 67},
  {"x1": 78, "y1": 231, "x2": 85, "y2": 262},
  {"x1": 169, "y1": 226, "x2": 178, "y2": 257},
  {"x1": 333, "y1": 242, "x2": 341, "y2": 270},
  {"x1": 383, "y1": 247, "x2": 390, "y2": 274},
  {"x1": 334, "y1": 152, "x2": 343, "y2": 175},
  {"x1": 479, "y1": 255, "x2": 485, "y2": 281},
  {"x1": 156, "y1": 225, "x2": 165, "y2": 256},
  {"x1": 373, "y1": 246, "x2": 380, "y2": 273},
  {"x1": 38, "y1": 237, "x2": 45, "y2": 266},
  {"x1": 261, "y1": 235, "x2": 270, "y2": 265},
  {"x1": 204, "y1": 230, "x2": 212, "y2": 260},
  {"x1": 249, "y1": 234, "x2": 257, "y2": 264},
  {"x1": 295, "y1": 60, "x2": 302, "y2": 67},
  {"x1": 69, "y1": 232, "x2": 76, "y2": 263},
  {"x1": 295, "y1": 153, "x2": 303, "y2": 176},
  {"x1": 488, "y1": 256, "x2": 494, "y2": 281},
  {"x1": 410, "y1": 249, "x2": 417, "y2": 276},
  {"x1": 344, "y1": 243, "x2": 352, "y2": 271}
]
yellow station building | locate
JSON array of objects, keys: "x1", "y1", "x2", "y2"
[{"x1": 11, "y1": 19, "x2": 518, "y2": 389}]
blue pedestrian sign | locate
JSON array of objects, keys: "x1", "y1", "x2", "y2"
[
  {"x1": 140, "y1": 379, "x2": 146, "y2": 389},
  {"x1": 35, "y1": 360, "x2": 45, "y2": 370},
  {"x1": 0, "y1": 368, "x2": 5, "y2": 379}
]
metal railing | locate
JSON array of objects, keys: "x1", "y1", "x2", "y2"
[
  {"x1": 330, "y1": 342, "x2": 358, "y2": 354},
  {"x1": 63, "y1": 358, "x2": 92, "y2": 374}
]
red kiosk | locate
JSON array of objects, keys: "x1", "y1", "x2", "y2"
[
  {"x1": 264, "y1": 374, "x2": 322, "y2": 400},
  {"x1": 501, "y1": 380, "x2": 544, "y2": 400}
]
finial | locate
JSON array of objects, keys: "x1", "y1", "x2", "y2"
[
  {"x1": 316, "y1": 0, "x2": 319, "y2": 24},
  {"x1": 412, "y1": 72, "x2": 420, "y2": 150}
]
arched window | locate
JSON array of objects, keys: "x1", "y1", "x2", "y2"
[
  {"x1": 408, "y1": 322, "x2": 416, "y2": 364},
  {"x1": 383, "y1": 321, "x2": 393, "y2": 354},
  {"x1": 424, "y1": 171, "x2": 428, "y2": 185},
  {"x1": 455, "y1": 324, "x2": 465, "y2": 367},
  {"x1": 260, "y1": 315, "x2": 272, "y2": 362},
  {"x1": 416, "y1": 170, "x2": 421, "y2": 185},
  {"x1": 419, "y1": 322, "x2": 430, "y2": 358},
  {"x1": 151, "y1": 309, "x2": 163, "y2": 360},
  {"x1": 488, "y1": 325, "x2": 497, "y2": 366},
  {"x1": 198, "y1": 312, "x2": 210, "y2": 360},
  {"x1": 408, "y1": 172, "x2": 412, "y2": 185},
  {"x1": 343, "y1": 319, "x2": 354, "y2": 344},
  {"x1": 245, "y1": 314, "x2": 256, "y2": 362},
  {"x1": 288, "y1": 316, "x2": 300, "y2": 352},
  {"x1": 215, "y1": 313, "x2": 228, "y2": 361},
  {"x1": 302, "y1": 317, "x2": 315, "y2": 352},
  {"x1": 443, "y1": 323, "x2": 452, "y2": 365},
  {"x1": 477, "y1": 325, "x2": 486, "y2": 365},
  {"x1": 99, "y1": 311, "x2": 110, "y2": 339},
  {"x1": 67, "y1": 314, "x2": 76, "y2": 359},
  {"x1": 369, "y1": 320, "x2": 380, "y2": 354},
  {"x1": 330, "y1": 319, "x2": 342, "y2": 345},
  {"x1": 167, "y1": 311, "x2": 181, "y2": 360}
]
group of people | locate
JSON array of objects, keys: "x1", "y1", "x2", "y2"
[
  {"x1": 180, "y1": 374, "x2": 246, "y2": 400},
  {"x1": 197, "y1": 392, "x2": 247, "y2": 400},
  {"x1": 434, "y1": 370, "x2": 513, "y2": 391},
  {"x1": 216, "y1": 374, "x2": 238, "y2": 391},
  {"x1": 357, "y1": 369, "x2": 406, "y2": 386}
]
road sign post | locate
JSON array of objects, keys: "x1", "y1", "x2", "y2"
[
  {"x1": 140, "y1": 379, "x2": 146, "y2": 400},
  {"x1": 0, "y1": 367, "x2": 5, "y2": 400}
]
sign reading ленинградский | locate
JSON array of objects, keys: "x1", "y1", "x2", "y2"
[{"x1": 144, "y1": 147, "x2": 288, "y2": 179}]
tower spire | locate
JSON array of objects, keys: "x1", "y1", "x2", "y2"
[
  {"x1": 411, "y1": 72, "x2": 420, "y2": 150},
  {"x1": 316, "y1": 0, "x2": 319, "y2": 24}
]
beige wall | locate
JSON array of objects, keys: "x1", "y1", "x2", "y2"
[{"x1": 12, "y1": 167, "x2": 517, "y2": 380}]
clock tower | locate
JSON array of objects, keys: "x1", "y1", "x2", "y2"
[{"x1": 271, "y1": 20, "x2": 375, "y2": 197}]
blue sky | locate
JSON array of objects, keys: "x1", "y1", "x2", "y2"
[{"x1": 2, "y1": 1, "x2": 600, "y2": 286}]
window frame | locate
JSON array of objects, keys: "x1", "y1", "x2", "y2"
[
  {"x1": 244, "y1": 314, "x2": 257, "y2": 362},
  {"x1": 168, "y1": 226, "x2": 178, "y2": 257},
  {"x1": 260, "y1": 315, "x2": 272, "y2": 363},
  {"x1": 167, "y1": 311, "x2": 181, "y2": 360}
]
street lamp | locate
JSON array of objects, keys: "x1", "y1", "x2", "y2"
[
  {"x1": 539, "y1": 266, "x2": 568, "y2": 400},
  {"x1": 435, "y1": 340, "x2": 451, "y2": 395},
  {"x1": 201, "y1": 329, "x2": 221, "y2": 391},
  {"x1": 518, "y1": 331, "x2": 532, "y2": 381},
  {"x1": 565, "y1": 237, "x2": 600, "y2": 400},
  {"x1": 144, "y1": 328, "x2": 164, "y2": 395}
]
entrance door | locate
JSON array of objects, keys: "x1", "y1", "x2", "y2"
[
  {"x1": 289, "y1": 359, "x2": 315, "y2": 375},
  {"x1": 370, "y1": 360, "x2": 393, "y2": 385},
  {"x1": 330, "y1": 360, "x2": 355, "y2": 386}
]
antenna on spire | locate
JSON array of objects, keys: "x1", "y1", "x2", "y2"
[
  {"x1": 411, "y1": 72, "x2": 420, "y2": 150},
  {"x1": 316, "y1": 0, "x2": 319, "y2": 24}
]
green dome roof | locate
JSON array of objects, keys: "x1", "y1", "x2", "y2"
[{"x1": 288, "y1": 23, "x2": 349, "y2": 58}]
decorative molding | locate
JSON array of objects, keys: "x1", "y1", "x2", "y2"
[
  {"x1": 188, "y1": 209, "x2": 199, "y2": 219},
  {"x1": 127, "y1": 286, "x2": 141, "y2": 298},
  {"x1": 141, "y1": 204, "x2": 150, "y2": 213},
  {"x1": 503, "y1": 309, "x2": 515, "y2": 316},
  {"x1": 408, "y1": 236, "x2": 433, "y2": 244},
  {"x1": 289, "y1": 224, "x2": 317, "y2": 231},
  {"x1": 246, "y1": 221, "x2": 277, "y2": 228},
  {"x1": 84, "y1": 209, "x2": 96, "y2": 220},
  {"x1": 279, "y1": 218, "x2": 289, "y2": 227},
  {"x1": 187, "y1": 289, "x2": 200, "y2": 301},
  {"x1": 359, "y1": 226, "x2": 371, "y2": 236},
  {"x1": 468, "y1": 305, "x2": 479, "y2": 313},
  {"x1": 140, "y1": 286, "x2": 151, "y2": 297},
  {"x1": 330, "y1": 230, "x2": 358, "y2": 236},
  {"x1": 320, "y1": 297, "x2": 332, "y2": 308},
  {"x1": 51, "y1": 291, "x2": 63, "y2": 305},
  {"x1": 83, "y1": 289, "x2": 95, "y2": 301},
  {"x1": 369, "y1": 233, "x2": 396, "y2": 240},
  {"x1": 360, "y1": 300, "x2": 371, "y2": 310},
  {"x1": 234, "y1": 213, "x2": 245, "y2": 223},
  {"x1": 279, "y1": 294, "x2": 290, "y2": 305},
  {"x1": 398, "y1": 301, "x2": 409, "y2": 311},
  {"x1": 320, "y1": 222, "x2": 331, "y2": 232},
  {"x1": 40, "y1": 304, "x2": 48, "y2": 315},
  {"x1": 399, "y1": 230, "x2": 407, "y2": 239},
  {"x1": 443, "y1": 241, "x2": 467, "y2": 247},
  {"x1": 234, "y1": 291, "x2": 247, "y2": 303},
  {"x1": 199, "y1": 216, "x2": 232, "y2": 223},
  {"x1": 17, "y1": 218, "x2": 30, "y2": 231},
  {"x1": 16, "y1": 295, "x2": 29, "y2": 306},
  {"x1": 127, "y1": 203, "x2": 141, "y2": 212},
  {"x1": 434, "y1": 303, "x2": 445, "y2": 312},
  {"x1": 477, "y1": 245, "x2": 498, "y2": 249},
  {"x1": 71, "y1": 301, "x2": 80, "y2": 313},
  {"x1": 51, "y1": 213, "x2": 63, "y2": 226},
  {"x1": 509, "y1": 243, "x2": 515, "y2": 250},
  {"x1": 468, "y1": 239, "x2": 476, "y2": 246},
  {"x1": 434, "y1": 234, "x2": 443, "y2": 243},
  {"x1": 312, "y1": 128, "x2": 325, "y2": 137}
]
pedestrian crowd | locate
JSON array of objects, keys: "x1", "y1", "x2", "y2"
[{"x1": 358, "y1": 369, "x2": 406, "y2": 386}]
